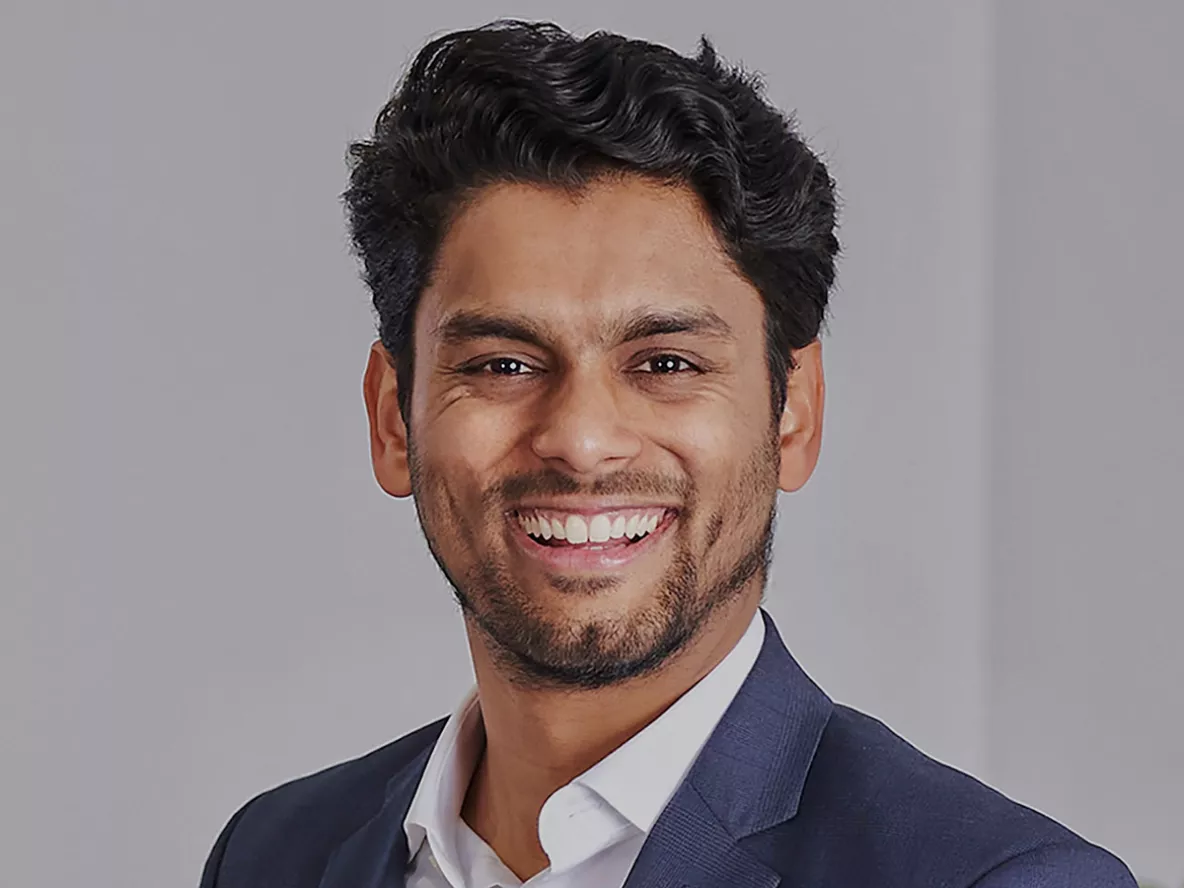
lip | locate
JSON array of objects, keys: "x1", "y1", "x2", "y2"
[{"x1": 508, "y1": 508, "x2": 677, "y2": 572}]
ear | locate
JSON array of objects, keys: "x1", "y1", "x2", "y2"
[
  {"x1": 362, "y1": 340, "x2": 413, "y2": 498},
  {"x1": 778, "y1": 339, "x2": 825, "y2": 493}
]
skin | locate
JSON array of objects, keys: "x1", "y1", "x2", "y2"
[{"x1": 362, "y1": 175, "x2": 825, "y2": 880}]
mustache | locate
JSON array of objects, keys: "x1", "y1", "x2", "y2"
[{"x1": 485, "y1": 468, "x2": 694, "y2": 510}]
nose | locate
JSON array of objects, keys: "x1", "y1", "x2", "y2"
[{"x1": 529, "y1": 364, "x2": 643, "y2": 476}]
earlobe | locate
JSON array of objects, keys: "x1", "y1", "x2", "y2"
[
  {"x1": 362, "y1": 341, "x2": 413, "y2": 498},
  {"x1": 777, "y1": 340, "x2": 825, "y2": 493}
]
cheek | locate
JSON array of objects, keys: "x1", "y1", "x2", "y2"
[
  {"x1": 421, "y1": 401, "x2": 522, "y2": 480},
  {"x1": 656, "y1": 397, "x2": 755, "y2": 489},
  {"x1": 671, "y1": 417, "x2": 734, "y2": 462},
  {"x1": 679, "y1": 427, "x2": 779, "y2": 548},
  {"x1": 414, "y1": 407, "x2": 523, "y2": 536},
  {"x1": 651, "y1": 378, "x2": 770, "y2": 456}
]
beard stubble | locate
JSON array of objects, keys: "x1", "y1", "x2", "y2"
[{"x1": 407, "y1": 422, "x2": 780, "y2": 690}]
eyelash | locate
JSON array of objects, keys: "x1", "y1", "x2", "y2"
[{"x1": 464, "y1": 354, "x2": 702, "y2": 378}]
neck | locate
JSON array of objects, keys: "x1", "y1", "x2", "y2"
[{"x1": 459, "y1": 592, "x2": 761, "y2": 881}]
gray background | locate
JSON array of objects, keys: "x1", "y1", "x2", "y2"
[{"x1": 2, "y1": 1, "x2": 1180, "y2": 886}]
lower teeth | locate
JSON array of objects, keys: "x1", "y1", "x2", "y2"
[{"x1": 534, "y1": 534, "x2": 647, "y2": 547}]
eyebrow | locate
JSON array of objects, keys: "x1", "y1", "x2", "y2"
[{"x1": 434, "y1": 305, "x2": 735, "y2": 351}]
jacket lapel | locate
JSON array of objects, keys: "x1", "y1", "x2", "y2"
[
  {"x1": 622, "y1": 609, "x2": 833, "y2": 888},
  {"x1": 319, "y1": 609, "x2": 831, "y2": 888},
  {"x1": 317, "y1": 739, "x2": 434, "y2": 888},
  {"x1": 621, "y1": 782, "x2": 781, "y2": 888}
]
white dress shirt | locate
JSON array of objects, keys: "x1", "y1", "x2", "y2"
[{"x1": 402, "y1": 609, "x2": 766, "y2": 888}]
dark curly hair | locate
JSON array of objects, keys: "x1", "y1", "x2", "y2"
[{"x1": 344, "y1": 19, "x2": 840, "y2": 431}]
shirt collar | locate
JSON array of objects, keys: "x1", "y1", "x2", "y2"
[
  {"x1": 575, "y1": 608, "x2": 765, "y2": 832},
  {"x1": 402, "y1": 684, "x2": 483, "y2": 874},
  {"x1": 402, "y1": 608, "x2": 766, "y2": 856}
]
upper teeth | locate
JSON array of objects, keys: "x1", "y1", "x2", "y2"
[{"x1": 516, "y1": 509, "x2": 667, "y2": 545}]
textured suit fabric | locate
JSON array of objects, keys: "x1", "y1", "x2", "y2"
[{"x1": 199, "y1": 610, "x2": 1137, "y2": 887}]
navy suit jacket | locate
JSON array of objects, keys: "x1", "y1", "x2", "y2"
[{"x1": 200, "y1": 610, "x2": 1137, "y2": 887}]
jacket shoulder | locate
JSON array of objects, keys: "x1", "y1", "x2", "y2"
[
  {"x1": 200, "y1": 717, "x2": 446, "y2": 888},
  {"x1": 773, "y1": 704, "x2": 1135, "y2": 887}
]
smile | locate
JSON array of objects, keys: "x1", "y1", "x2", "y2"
[{"x1": 509, "y1": 507, "x2": 678, "y2": 571}]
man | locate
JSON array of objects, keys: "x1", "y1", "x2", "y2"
[{"x1": 200, "y1": 19, "x2": 1136, "y2": 888}]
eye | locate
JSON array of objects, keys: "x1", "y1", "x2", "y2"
[
  {"x1": 468, "y1": 357, "x2": 535, "y2": 377},
  {"x1": 637, "y1": 354, "x2": 699, "y2": 375}
]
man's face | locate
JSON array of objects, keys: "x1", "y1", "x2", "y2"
[{"x1": 370, "y1": 176, "x2": 815, "y2": 689}]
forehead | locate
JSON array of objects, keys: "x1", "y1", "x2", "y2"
[{"x1": 418, "y1": 177, "x2": 762, "y2": 341}]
